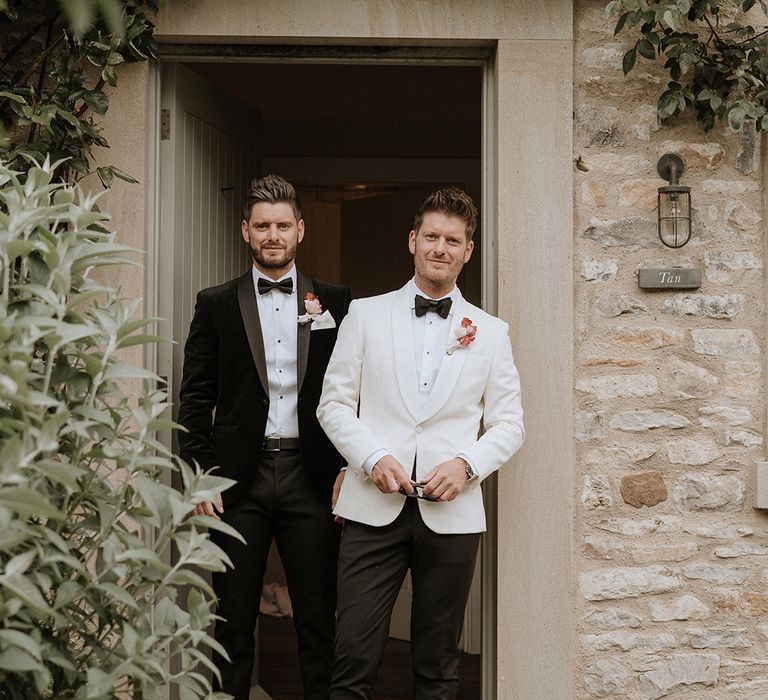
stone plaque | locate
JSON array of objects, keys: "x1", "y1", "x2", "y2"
[{"x1": 638, "y1": 268, "x2": 701, "y2": 290}]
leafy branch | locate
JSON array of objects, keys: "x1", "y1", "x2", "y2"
[
  {"x1": 0, "y1": 0, "x2": 158, "y2": 184},
  {"x1": 606, "y1": 0, "x2": 768, "y2": 131}
]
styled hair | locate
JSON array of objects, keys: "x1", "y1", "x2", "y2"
[
  {"x1": 413, "y1": 187, "x2": 478, "y2": 241},
  {"x1": 243, "y1": 174, "x2": 302, "y2": 222}
]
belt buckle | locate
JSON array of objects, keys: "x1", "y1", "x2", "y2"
[{"x1": 263, "y1": 437, "x2": 280, "y2": 452}]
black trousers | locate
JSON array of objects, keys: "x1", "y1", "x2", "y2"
[
  {"x1": 211, "y1": 449, "x2": 340, "y2": 700},
  {"x1": 331, "y1": 499, "x2": 480, "y2": 700}
]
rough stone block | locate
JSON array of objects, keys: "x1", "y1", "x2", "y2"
[
  {"x1": 605, "y1": 325, "x2": 684, "y2": 350},
  {"x1": 691, "y1": 329, "x2": 759, "y2": 357},
  {"x1": 636, "y1": 653, "x2": 720, "y2": 700},
  {"x1": 582, "y1": 45, "x2": 625, "y2": 70},
  {"x1": 662, "y1": 293, "x2": 745, "y2": 320},
  {"x1": 583, "y1": 607, "x2": 643, "y2": 630},
  {"x1": 682, "y1": 522, "x2": 754, "y2": 539},
  {"x1": 683, "y1": 563, "x2": 750, "y2": 584},
  {"x1": 673, "y1": 474, "x2": 745, "y2": 512},
  {"x1": 701, "y1": 179, "x2": 760, "y2": 194},
  {"x1": 724, "y1": 429, "x2": 763, "y2": 447},
  {"x1": 595, "y1": 292, "x2": 647, "y2": 318},
  {"x1": 583, "y1": 631, "x2": 676, "y2": 653},
  {"x1": 585, "y1": 534, "x2": 625, "y2": 559},
  {"x1": 595, "y1": 516, "x2": 682, "y2": 537},
  {"x1": 656, "y1": 140, "x2": 725, "y2": 169},
  {"x1": 580, "y1": 257, "x2": 619, "y2": 281},
  {"x1": 666, "y1": 437, "x2": 722, "y2": 466},
  {"x1": 576, "y1": 410, "x2": 606, "y2": 441},
  {"x1": 620, "y1": 470, "x2": 668, "y2": 509},
  {"x1": 583, "y1": 657, "x2": 629, "y2": 697},
  {"x1": 725, "y1": 201, "x2": 762, "y2": 233},
  {"x1": 631, "y1": 543, "x2": 698, "y2": 564},
  {"x1": 581, "y1": 152, "x2": 652, "y2": 175},
  {"x1": 714, "y1": 543, "x2": 768, "y2": 558},
  {"x1": 630, "y1": 104, "x2": 661, "y2": 141},
  {"x1": 736, "y1": 119, "x2": 758, "y2": 174},
  {"x1": 619, "y1": 178, "x2": 665, "y2": 210},
  {"x1": 704, "y1": 251, "x2": 762, "y2": 284},
  {"x1": 724, "y1": 361, "x2": 761, "y2": 398},
  {"x1": 583, "y1": 216, "x2": 657, "y2": 247},
  {"x1": 666, "y1": 358, "x2": 718, "y2": 399},
  {"x1": 683, "y1": 627, "x2": 751, "y2": 649},
  {"x1": 577, "y1": 374, "x2": 658, "y2": 400},
  {"x1": 576, "y1": 106, "x2": 626, "y2": 147},
  {"x1": 610, "y1": 410, "x2": 689, "y2": 432},
  {"x1": 698, "y1": 406, "x2": 752, "y2": 428},
  {"x1": 582, "y1": 474, "x2": 613, "y2": 509},
  {"x1": 651, "y1": 595, "x2": 710, "y2": 622},
  {"x1": 580, "y1": 566, "x2": 680, "y2": 601}
]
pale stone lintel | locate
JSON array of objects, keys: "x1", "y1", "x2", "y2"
[{"x1": 155, "y1": 0, "x2": 574, "y2": 44}]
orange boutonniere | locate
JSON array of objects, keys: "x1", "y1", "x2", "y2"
[{"x1": 447, "y1": 317, "x2": 477, "y2": 355}]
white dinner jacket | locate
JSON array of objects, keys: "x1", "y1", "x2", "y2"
[{"x1": 316, "y1": 283, "x2": 524, "y2": 534}]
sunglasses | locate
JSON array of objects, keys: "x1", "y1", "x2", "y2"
[{"x1": 398, "y1": 482, "x2": 440, "y2": 501}]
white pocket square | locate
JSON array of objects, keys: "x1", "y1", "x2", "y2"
[{"x1": 310, "y1": 310, "x2": 336, "y2": 330}]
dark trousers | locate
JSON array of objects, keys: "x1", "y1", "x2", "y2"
[
  {"x1": 211, "y1": 449, "x2": 340, "y2": 700},
  {"x1": 331, "y1": 499, "x2": 480, "y2": 700}
]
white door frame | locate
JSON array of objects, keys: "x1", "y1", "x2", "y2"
[{"x1": 148, "y1": 45, "x2": 499, "y2": 698}]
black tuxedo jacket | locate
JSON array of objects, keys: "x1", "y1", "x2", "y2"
[{"x1": 177, "y1": 269, "x2": 352, "y2": 504}]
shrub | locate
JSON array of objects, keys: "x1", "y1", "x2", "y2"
[{"x1": 0, "y1": 158, "x2": 235, "y2": 699}]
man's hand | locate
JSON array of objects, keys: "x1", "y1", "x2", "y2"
[
  {"x1": 420, "y1": 458, "x2": 469, "y2": 502},
  {"x1": 332, "y1": 470, "x2": 346, "y2": 524},
  {"x1": 371, "y1": 455, "x2": 413, "y2": 495},
  {"x1": 193, "y1": 492, "x2": 223, "y2": 520}
]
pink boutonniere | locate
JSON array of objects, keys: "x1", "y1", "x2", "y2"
[
  {"x1": 298, "y1": 292, "x2": 337, "y2": 330},
  {"x1": 447, "y1": 317, "x2": 477, "y2": 355},
  {"x1": 304, "y1": 292, "x2": 322, "y2": 315}
]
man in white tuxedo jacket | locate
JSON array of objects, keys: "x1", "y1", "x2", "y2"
[{"x1": 317, "y1": 188, "x2": 524, "y2": 699}]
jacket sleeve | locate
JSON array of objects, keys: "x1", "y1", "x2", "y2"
[
  {"x1": 177, "y1": 291, "x2": 219, "y2": 470},
  {"x1": 460, "y1": 322, "x2": 525, "y2": 482},
  {"x1": 316, "y1": 300, "x2": 386, "y2": 479}
]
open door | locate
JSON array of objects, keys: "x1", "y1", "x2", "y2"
[{"x1": 157, "y1": 61, "x2": 265, "y2": 699}]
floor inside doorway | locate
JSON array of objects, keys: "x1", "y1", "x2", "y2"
[{"x1": 259, "y1": 615, "x2": 482, "y2": 699}]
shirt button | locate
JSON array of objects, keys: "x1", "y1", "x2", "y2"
[
  {"x1": 416, "y1": 426, "x2": 423, "y2": 434},
  {"x1": 277, "y1": 339, "x2": 281, "y2": 343},
  {"x1": 279, "y1": 395, "x2": 283, "y2": 399}
]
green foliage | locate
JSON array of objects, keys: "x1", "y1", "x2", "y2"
[
  {"x1": 0, "y1": 0, "x2": 158, "y2": 183},
  {"x1": 606, "y1": 0, "x2": 768, "y2": 131},
  {"x1": 0, "y1": 158, "x2": 235, "y2": 698}
]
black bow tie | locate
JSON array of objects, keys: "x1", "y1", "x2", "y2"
[
  {"x1": 414, "y1": 295, "x2": 452, "y2": 319},
  {"x1": 257, "y1": 277, "x2": 293, "y2": 295}
]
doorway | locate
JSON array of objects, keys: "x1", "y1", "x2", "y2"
[{"x1": 158, "y1": 54, "x2": 486, "y2": 700}]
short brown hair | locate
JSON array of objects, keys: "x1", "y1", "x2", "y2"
[
  {"x1": 243, "y1": 174, "x2": 302, "y2": 222},
  {"x1": 413, "y1": 187, "x2": 478, "y2": 241}
]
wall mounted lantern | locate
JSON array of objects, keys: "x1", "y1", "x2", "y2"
[{"x1": 657, "y1": 153, "x2": 692, "y2": 249}]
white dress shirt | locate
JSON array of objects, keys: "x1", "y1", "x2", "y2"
[
  {"x1": 252, "y1": 265, "x2": 299, "y2": 438},
  {"x1": 362, "y1": 279, "x2": 467, "y2": 475}
]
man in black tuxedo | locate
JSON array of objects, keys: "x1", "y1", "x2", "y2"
[{"x1": 178, "y1": 174, "x2": 351, "y2": 700}]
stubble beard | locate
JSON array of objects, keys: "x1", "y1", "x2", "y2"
[{"x1": 252, "y1": 242, "x2": 297, "y2": 270}]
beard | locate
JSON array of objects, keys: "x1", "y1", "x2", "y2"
[{"x1": 251, "y1": 242, "x2": 297, "y2": 269}]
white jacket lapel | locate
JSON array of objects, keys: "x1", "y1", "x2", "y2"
[
  {"x1": 391, "y1": 284, "x2": 420, "y2": 422},
  {"x1": 420, "y1": 296, "x2": 471, "y2": 422}
]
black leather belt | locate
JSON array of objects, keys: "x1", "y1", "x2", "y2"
[{"x1": 262, "y1": 437, "x2": 301, "y2": 452}]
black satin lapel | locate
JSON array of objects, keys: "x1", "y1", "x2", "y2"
[
  {"x1": 237, "y1": 272, "x2": 269, "y2": 396},
  {"x1": 296, "y1": 271, "x2": 313, "y2": 392}
]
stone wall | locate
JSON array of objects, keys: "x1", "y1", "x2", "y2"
[{"x1": 574, "y1": 3, "x2": 768, "y2": 698}]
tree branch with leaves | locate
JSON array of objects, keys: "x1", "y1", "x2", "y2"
[
  {"x1": 0, "y1": 0, "x2": 157, "y2": 185},
  {"x1": 606, "y1": 0, "x2": 768, "y2": 131}
]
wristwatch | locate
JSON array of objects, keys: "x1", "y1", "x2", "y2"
[{"x1": 464, "y1": 461, "x2": 477, "y2": 481}]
